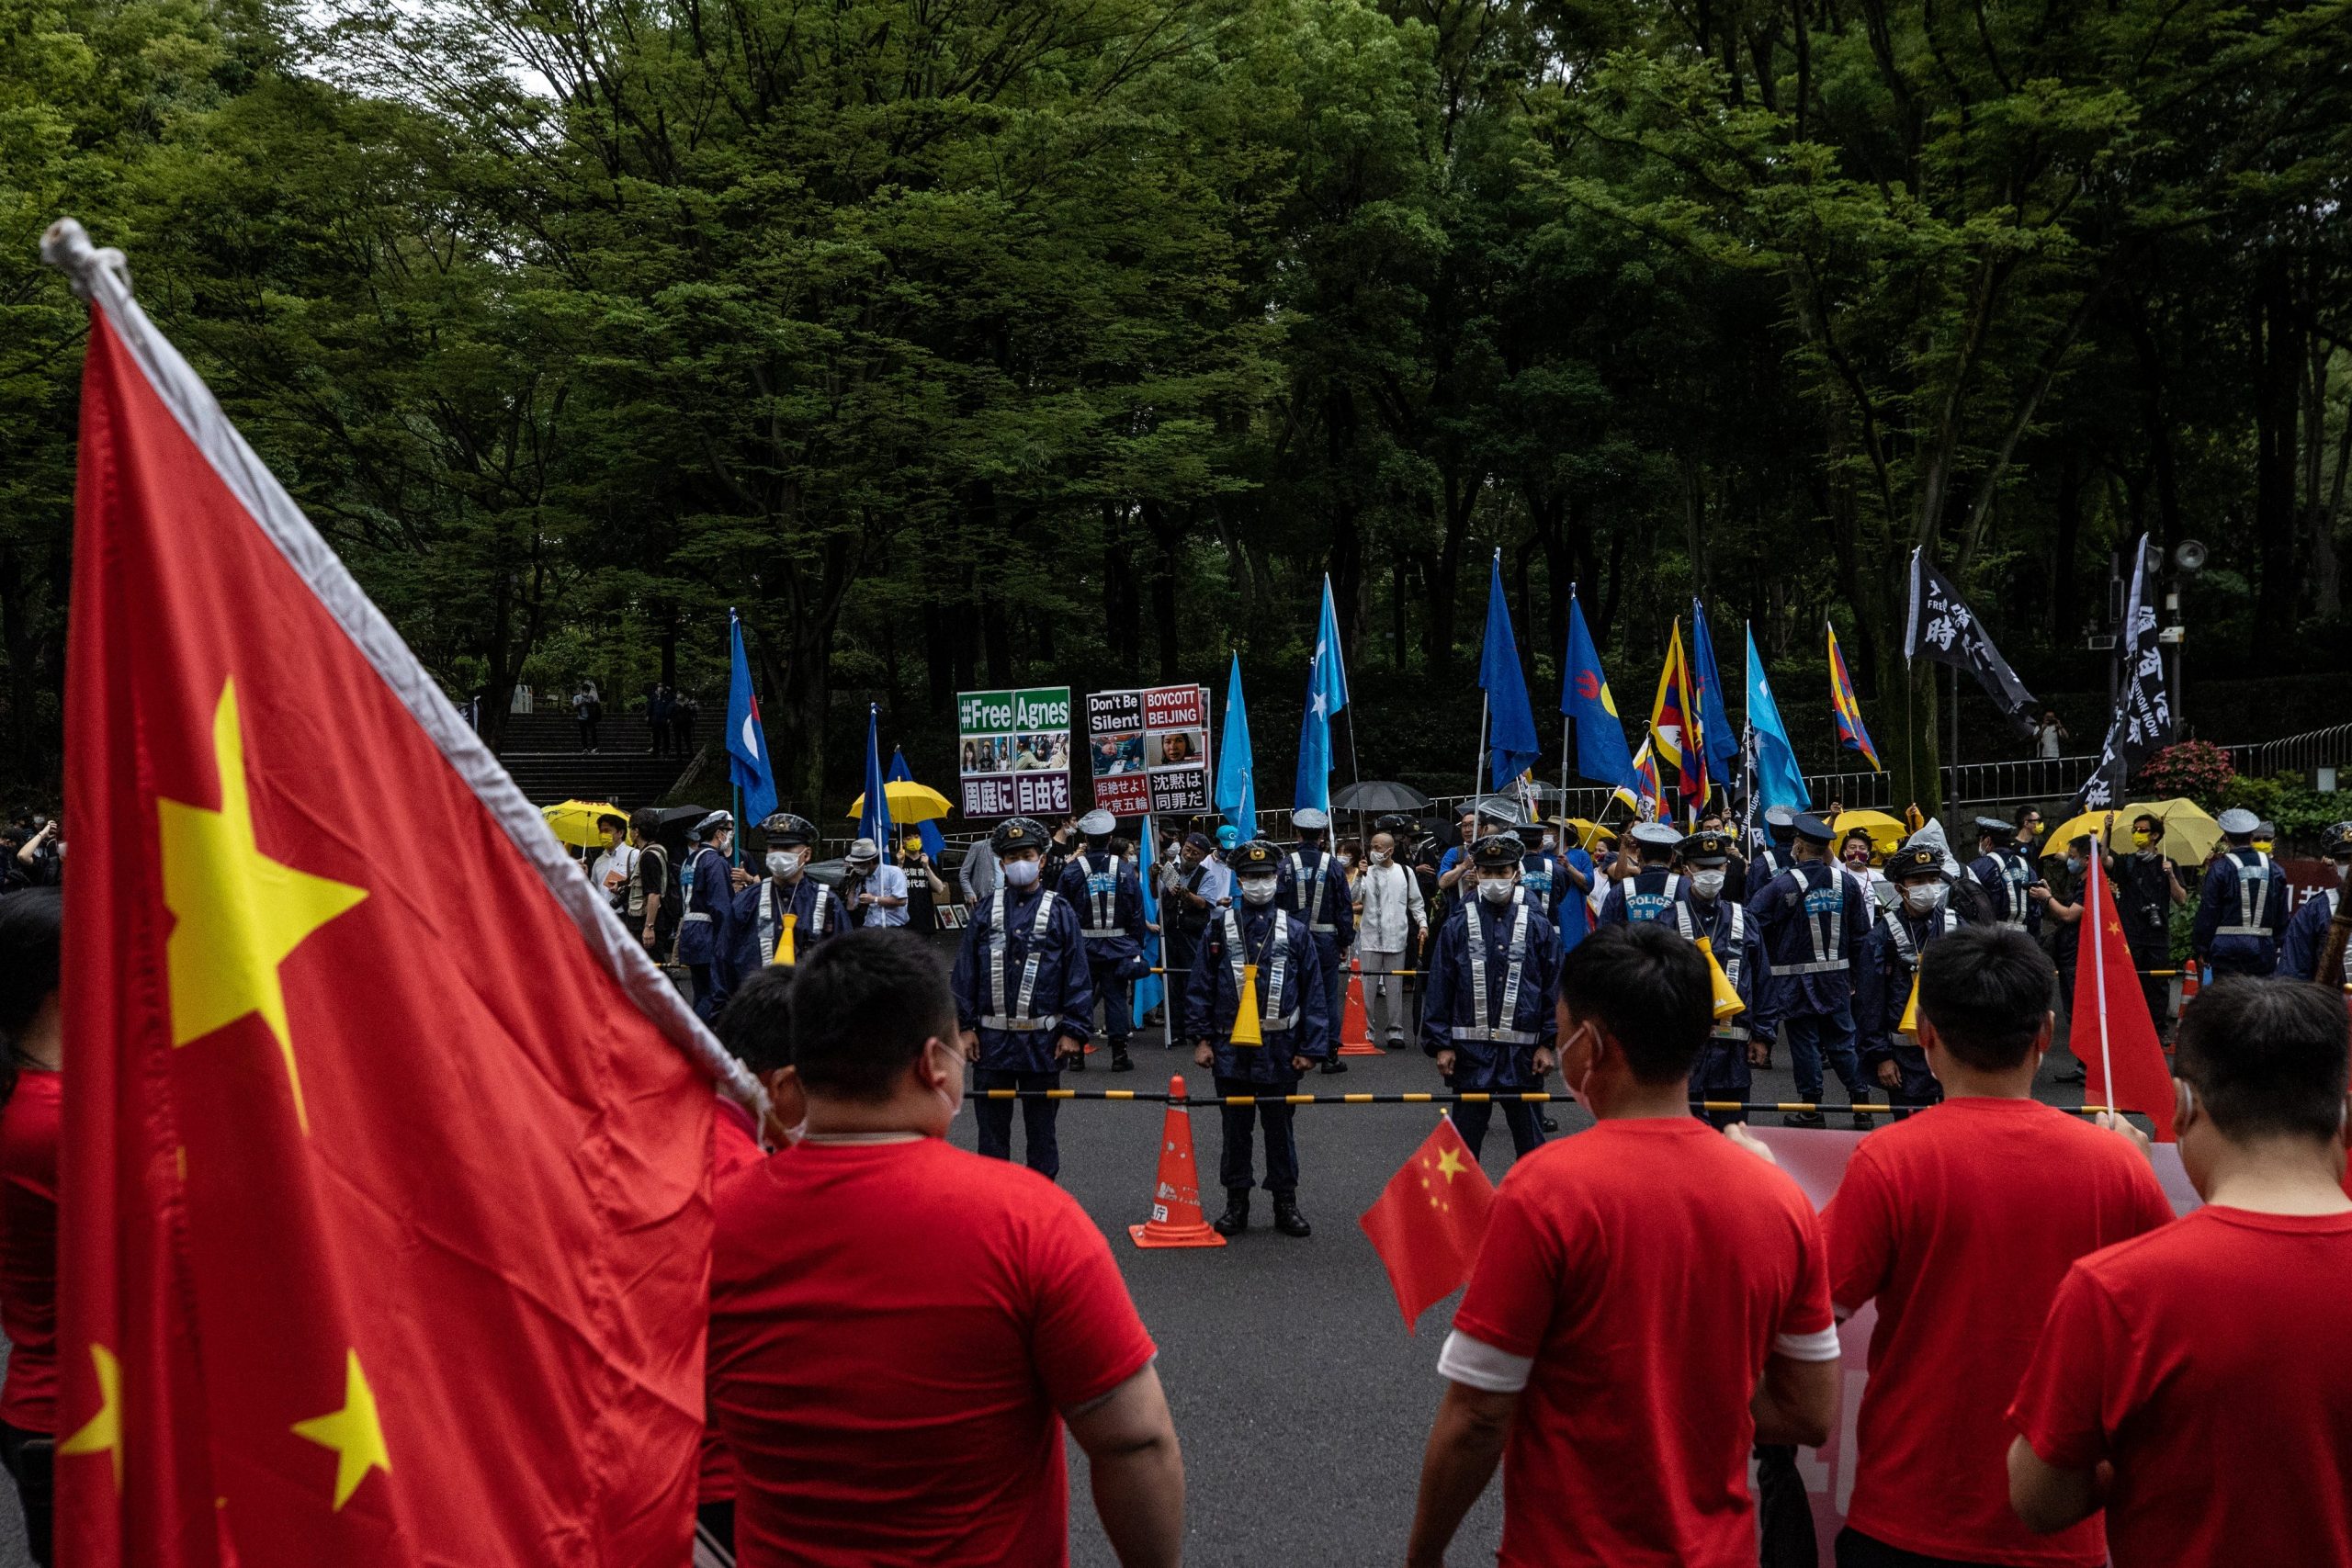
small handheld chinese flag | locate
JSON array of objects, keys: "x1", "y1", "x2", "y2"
[
  {"x1": 47, "y1": 220, "x2": 760, "y2": 1565},
  {"x1": 2071, "y1": 845, "x2": 2177, "y2": 1140},
  {"x1": 1358, "y1": 1116, "x2": 1498, "y2": 1332}
]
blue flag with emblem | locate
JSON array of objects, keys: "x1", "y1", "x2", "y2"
[
  {"x1": 857, "y1": 702, "x2": 892, "y2": 850},
  {"x1": 1216, "y1": 652, "x2": 1257, "y2": 840},
  {"x1": 1295, "y1": 575, "x2": 1348, "y2": 813},
  {"x1": 726, "y1": 609, "x2": 778, "y2": 826},
  {"x1": 890, "y1": 747, "x2": 944, "y2": 857},
  {"x1": 1689, "y1": 600, "x2": 1739, "y2": 786},
  {"x1": 1746, "y1": 625, "x2": 1812, "y2": 813},
  {"x1": 1133, "y1": 813, "x2": 1164, "y2": 1021},
  {"x1": 1478, "y1": 553, "x2": 1540, "y2": 791},
  {"x1": 1561, "y1": 589, "x2": 1639, "y2": 791}
]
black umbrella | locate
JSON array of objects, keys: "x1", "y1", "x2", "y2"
[{"x1": 1331, "y1": 779, "x2": 1430, "y2": 813}]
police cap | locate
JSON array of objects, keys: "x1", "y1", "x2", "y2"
[
  {"x1": 1790, "y1": 813, "x2": 1836, "y2": 846},
  {"x1": 1232, "y1": 839, "x2": 1283, "y2": 872},
  {"x1": 2324, "y1": 821, "x2": 2352, "y2": 857},
  {"x1": 1630, "y1": 821, "x2": 1681, "y2": 852},
  {"x1": 1078, "y1": 808, "x2": 1118, "y2": 838},
  {"x1": 991, "y1": 817, "x2": 1050, "y2": 854},
  {"x1": 1886, "y1": 845, "x2": 1944, "y2": 881},
  {"x1": 2215, "y1": 807, "x2": 2259, "y2": 837},
  {"x1": 693, "y1": 809, "x2": 735, "y2": 840},
  {"x1": 1471, "y1": 831, "x2": 1525, "y2": 869},
  {"x1": 1678, "y1": 831, "x2": 1733, "y2": 866},
  {"x1": 1973, "y1": 815, "x2": 2014, "y2": 837},
  {"x1": 1292, "y1": 807, "x2": 1330, "y2": 831},
  {"x1": 761, "y1": 811, "x2": 819, "y2": 846},
  {"x1": 1764, "y1": 806, "x2": 1797, "y2": 830}
]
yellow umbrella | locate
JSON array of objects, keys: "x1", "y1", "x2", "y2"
[
  {"x1": 542, "y1": 799, "x2": 626, "y2": 849},
  {"x1": 1833, "y1": 809, "x2": 1907, "y2": 856},
  {"x1": 844, "y1": 780, "x2": 954, "y2": 823},
  {"x1": 2041, "y1": 799, "x2": 2219, "y2": 864}
]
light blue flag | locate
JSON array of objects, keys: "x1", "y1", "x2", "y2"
[
  {"x1": 1560, "y1": 590, "x2": 1639, "y2": 790},
  {"x1": 1295, "y1": 576, "x2": 1349, "y2": 813},
  {"x1": 1216, "y1": 653, "x2": 1257, "y2": 840},
  {"x1": 1745, "y1": 625, "x2": 1812, "y2": 814},
  {"x1": 889, "y1": 747, "x2": 944, "y2": 857},
  {"x1": 1478, "y1": 554, "x2": 1540, "y2": 791},
  {"x1": 1133, "y1": 814, "x2": 1164, "y2": 1021},
  {"x1": 725, "y1": 609, "x2": 778, "y2": 829},
  {"x1": 857, "y1": 702, "x2": 892, "y2": 850},
  {"x1": 1690, "y1": 600, "x2": 1739, "y2": 784}
]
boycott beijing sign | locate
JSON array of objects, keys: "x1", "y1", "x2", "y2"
[
  {"x1": 1086, "y1": 683, "x2": 1211, "y2": 816},
  {"x1": 958, "y1": 686, "x2": 1074, "y2": 818}
]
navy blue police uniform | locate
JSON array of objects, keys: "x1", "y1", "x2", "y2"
[
  {"x1": 1599, "y1": 822, "x2": 1688, "y2": 926},
  {"x1": 1967, "y1": 816, "x2": 2044, "y2": 936},
  {"x1": 2279, "y1": 823, "x2": 2352, "y2": 981},
  {"x1": 676, "y1": 810, "x2": 738, "y2": 1021},
  {"x1": 1668, "y1": 832, "x2": 1770, "y2": 1127},
  {"x1": 1057, "y1": 809, "x2": 1149, "y2": 1073},
  {"x1": 1857, "y1": 847, "x2": 1962, "y2": 1117},
  {"x1": 1423, "y1": 834, "x2": 1561, "y2": 1160},
  {"x1": 1747, "y1": 813, "x2": 1873, "y2": 1127},
  {"x1": 2192, "y1": 810, "x2": 2290, "y2": 979},
  {"x1": 726, "y1": 813, "x2": 850, "y2": 981},
  {"x1": 1279, "y1": 808, "x2": 1356, "y2": 1077}
]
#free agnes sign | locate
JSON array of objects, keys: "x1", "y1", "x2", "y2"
[{"x1": 957, "y1": 686, "x2": 1074, "y2": 818}]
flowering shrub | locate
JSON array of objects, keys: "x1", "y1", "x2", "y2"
[{"x1": 2133, "y1": 740, "x2": 2235, "y2": 807}]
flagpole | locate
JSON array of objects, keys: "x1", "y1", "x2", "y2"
[
  {"x1": 2090, "y1": 837, "x2": 2115, "y2": 1103},
  {"x1": 1743, "y1": 618, "x2": 1757, "y2": 846}
]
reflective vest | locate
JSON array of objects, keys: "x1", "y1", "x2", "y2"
[
  {"x1": 1079, "y1": 852, "x2": 1124, "y2": 939},
  {"x1": 1220, "y1": 906, "x2": 1298, "y2": 1036},
  {"x1": 1458, "y1": 897, "x2": 1537, "y2": 1045},
  {"x1": 1623, "y1": 871, "x2": 1685, "y2": 925},
  {"x1": 983, "y1": 888, "x2": 1064, "y2": 1032},
  {"x1": 1781, "y1": 863, "x2": 1851, "y2": 976},
  {"x1": 756, "y1": 878, "x2": 829, "y2": 964},
  {"x1": 1289, "y1": 852, "x2": 1340, "y2": 934},
  {"x1": 1674, "y1": 899, "x2": 1752, "y2": 1041},
  {"x1": 2216, "y1": 850, "x2": 2278, "y2": 938}
]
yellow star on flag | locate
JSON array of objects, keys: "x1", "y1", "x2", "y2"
[
  {"x1": 1433, "y1": 1146, "x2": 1468, "y2": 1182},
  {"x1": 159, "y1": 680, "x2": 367, "y2": 1133},
  {"x1": 292, "y1": 1348, "x2": 391, "y2": 1510},
  {"x1": 58, "y1": 1342, "x2": 122, "y2": 1491}
]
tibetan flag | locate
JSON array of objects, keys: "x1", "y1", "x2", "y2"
[
  {"x1": 2071, "y1": 845, "x2": 2177, "y2": 1140},
  {"x1": 1648, "y1": 622, "x2": 1708, "y2": 807},
  {"x1": 1358, "y1": 1116, "x2": 1498, "y2": 1331},
  {"x1": 1827, "y1": 620, "x2": 1881, "y2": 771},
  {"x1": 1688, "y1": 601, "x2": 1739, "y2": 787},
  {"x1": 1611, "y1": 738, "x2": 1664, "y2": 823},
  {"x1": 48, "y1": 219, "x2": 752, "y2": 1564}
]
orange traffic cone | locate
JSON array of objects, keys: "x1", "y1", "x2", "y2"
[
  {"x1": 1128, "y1": 1076, "x2": 1227, "y2": 1249},
  {"x1": 1339, "y1": 957, "x2": 1382, "y2": 1055},
  {"x1": 2180, "y1": 962, "x2": 2201, "y2": 1002}
]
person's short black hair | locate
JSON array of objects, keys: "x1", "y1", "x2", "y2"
[
  {"x1": 0, "y1": 889, "x2": 62, "y2": 1044},
  {"x1": 598, "y1": 813, "x2": 627, "y2": 835},
  {"x1": 784, "y1": 930, "x2": 956, "y2": 1102},
  {"x1": 2015, "y1": 804, "x2": 2043, "y2": 829},
  {"x1": 2175, "y1": 979, "x2": 2350, "y2": 1144},
  {"x1": 2132, "y1": 813, "x2": 2158, "y2": 833},
  {"x1": 1558, "y1": 922, "x2": 1711, "y2": 1086},
  {"x1": 1916, "y1": 925, "x2": 2053, "y2": 1071},
  {"x1": 714, "y1": 967, "x2": 796, "y2": 1076},
  {"x1": 629, "y1": 807, "x2": 662, "y2": 840}
]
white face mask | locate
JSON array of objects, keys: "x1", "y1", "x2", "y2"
[
  {"x1": 1540, "y1": 834, "x2": 1557, "y2": 851},
  {"x1": 1903, "y1": 882, "x2": 1947, "y2": 914},
  {"x1": 1369, "y1": 849, "x2": 1390, "y2": 864},
  {"x1": 1478, "y1": 877, "x2": 1517, "y2": 905},
  {"x1": 1002, "y1": 856, "x2": 1041, "y2": 887},
  {"x1": 767, "y1": 851, "x2": 799, "y2": 878},
  {"x1": 1239, "y1": 876, "x2": 1279, "y2": 906},
  {"x1": 1335, "y1": 853, "x2": 1353, "y2": 869},
  {"x1": 1691, "y1": 869, "x2": 1726, "y2": 898}
]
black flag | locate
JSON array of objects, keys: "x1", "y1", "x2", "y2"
[
  {"x1": 1905, "y1": 549, "x2": 2040, "y2": 738},
  {"x1": 2073, "y1": 536, "x2": 2174, "y2": 811}
]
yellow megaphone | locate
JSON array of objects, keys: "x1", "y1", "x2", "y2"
[
  {"x1": 1693, "y1": 936, "x2": 1745, "y2": 1022},
  {"x1": 1897, "y1": 969, "x2": 1920, "y2": 1036},
  {"x1": 1232, "y1": 962, "x2": 1264, "y2": 1046},
  {"x1": 773, "y1": 911, "x2": 798, "y2": 967}
]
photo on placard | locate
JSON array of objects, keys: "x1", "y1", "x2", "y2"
[
  {"x1": 1094, "y1": 734, "x2": 1146, "y2": 774},
  {"x1": 1147, "y1": 728, "x2": 1204, "y2": 769}
]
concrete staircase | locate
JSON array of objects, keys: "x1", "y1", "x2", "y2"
[{"x1": 493, "y1": 711, "x2": 698, "y2": 808}]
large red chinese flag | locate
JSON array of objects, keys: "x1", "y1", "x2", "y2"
[
  {"x1": 1358, "y1": 1115, "x2": 1498, "y2": 1331},
  {"x1": 46, "y1": 220, "x2": 760, "y2": 1564},
  {"x1": 2071, "y1": 848, "x2": 2177, "y2": 1142}
]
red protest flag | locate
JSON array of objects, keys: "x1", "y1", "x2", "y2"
[
  {"x1": 2071, "y1": 845, "x2": 2177, "y2": 1142},
  {"x1": 46, "y1": 220, "x2": 762, "y2": 1564},
  {"x1": 1358, "y1": 1115, "x2": 1498, "y2": 1331}
]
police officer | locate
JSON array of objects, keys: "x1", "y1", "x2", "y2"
[
  {"x1": 1666, "y1": 831, "x2": 1769, "y2": 1127},
  {"x1": 1749, "y1": 806, "x2": 1800, "y2": 884},
  {"x1": 1186, "y1": 840, "x2": 1330, "y2": 1236},
  {"x1": 1969, "y1": 814, "x2": 2048, "y2": 933},
  {"x1": 677, "y1": 810, "x2": 739, "y2": 1021},
  {"x1": 2280, "y1": 821, "x2": 2352, "y2": 981},
  {"x1": 1858, "y1": 846, "x2": 1963, "y2": 1117},
  {"x1": 1057, "y1": 808, "x2": 1148, "y2": 1073},
  {"x1": 1747, "y1": 811, "x2": 1874, "y2": 1129},
  {"x1": 1281, "y1": 807, "x2": 1356, "y2": 1077},
  {"x1": 1598, "y1": 821, "x2": 1687, "y2": 924},
  {"x1": 952, "y1": 818, "x2": 1093, "y2": 1179},
  {"x1": 729, "y1": 813, "x2": 850, "y2": 976},
  {"x1": 2193, "y1": 807, "x2": 2290, "y2": 978},
  {"x1": 1421, "y1": 833, "x2": 1559, "y2": 1160}
]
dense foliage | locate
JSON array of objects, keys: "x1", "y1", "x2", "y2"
[{"x1": 5, "y1": 0, "x2": 2350, "y2": 809}]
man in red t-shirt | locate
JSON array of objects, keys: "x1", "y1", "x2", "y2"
[
  {"x1": 2009, "y1": 977, "x2": 2352, "y2": 1566},
  {"x1": 707, "y1": 929, "x2": 1182, "y2": 1567},
  {"x1": 1407, "y1": 921, "x2": 1840, "y2": 1568},
  {"x1": 1825, "y1": 923, "x2": 2175, "y2": 1568}
]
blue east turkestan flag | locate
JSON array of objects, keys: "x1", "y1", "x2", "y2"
[
  {"x1": 1746, "y1": 625, "x2": 1812, "y2": 813},
  {"x1": 1478, "y1": 553, "x2": 1540, "y2": 791},
  {"x1": 726, "y1": 609, "x2": 778, "y2": 826},
  {"x1": 1133, "y1": 813, "x2": 1164, "y2": 1021},
  {"x1": 890, "y1": 747, "x2": 944, "y2": 857},
  {"x1": 1216, "y1": 652, "x2": 1257, "y2": 840},
  {"x1": 1561, "y1": 590, "x2": 1639, "y2": 791},
  {"x1": 857, "y1": 702, "x2": 892, "y2": 850},
  {"x1": 1295, "y1": 575, "x2": 1350, "y2": 813},
  {"x1": 1689, "y1": 600, "x2": 1739, "y2": 785}
]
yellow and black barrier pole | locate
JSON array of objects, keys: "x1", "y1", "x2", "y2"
[{"x1": 969, "y1": 1087, "x2": 2126, "y2": 1116}]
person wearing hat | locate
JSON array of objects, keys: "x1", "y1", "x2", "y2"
[
  {"x1": 952, "y1": 817, "x2": 1093, "y2": 1178},
  {"x1": 1747, "y1": 811, "x2": 1875, "y2": 1129},
  {"x1": 838, "y1": 836, "x2": 910, "y2": 930},
  {"x1": 1419, "y1": 832, "x2": 1560, "y2": 1161},
  {"x1": 1856, "y1": 845, "x2": 1965, "y2": 1117},
  {"x1": 2190, "y1": 808, "x2": 2288, "y2": 979},
  {"x1": 1969, "y1": 815, "x2": 2049, "y2": 935},
  {"x1": 730, "y1": 814, "x2": 852, "y2": 982},
  {"x1": 1057, "y1": 809, "x2": 1148, "y2": 1072},
  {"x1": 1185, "y1": 839, "x2": 1332, "y2": 1235},
  {"x1": 1279, "y1": 807, "x2": 1357, "y2": 1077},
  {"x1": 1750, "y1": 806, "x2": 1801, "y2": 884},
  {"x1": 1598, "y1": 821, "x2": 1688, "y2": 927},
  {"x1": 1667, "y1": 830, "x2": 1770, "y2": 1127},
  {"x1": 2279, "y1": 821, "x2": 2352, "y2": 982},
  {"x1": 678, "y1": 810, "x2": 740, "y2": 1021}
]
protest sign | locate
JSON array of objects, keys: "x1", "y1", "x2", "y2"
[
  {"x1": 1086, "y1": 682, "x2": 1211, "y2": 816},
  {"x1": 957, "y1": 686, "x2": 1073, "y2": 818}
]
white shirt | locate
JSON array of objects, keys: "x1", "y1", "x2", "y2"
[
  {"x1": 2036, "y1": 721, "x2": 2063, "y2": 759},
  {"x1": 1353, "y1": 861, "x2": 1426, "y2": 953},
  {"x1": 591, "y1": 843, "x2": 639, "y2": 901},
  {"x1": 848, "y1": 863, "x2": 911, "y2": 927},
  {"x1": 1195, "y1": 857, "x2": 1232, "y2": 905}
]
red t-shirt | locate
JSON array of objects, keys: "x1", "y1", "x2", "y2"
[
  {"x1": 1451, "y1": 1117, "x2": 1835, "y2": 1568},
  {"x1": 1824, "y1": 1097, "x2": 2175, "y2": 1565},
  {"x1": 0, "y1": 1072, "x2": 62, "y2": 1434},
  {"x1": 698, "y1": 1099, "x2": 765, "y2": 1506},
  {"x1": 2009, "y1": 1206, "x2": 2352, "y2": 1568},
  {"x1": 708, "y1": 1135, "x2": 1156, "y2": 1566}
]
